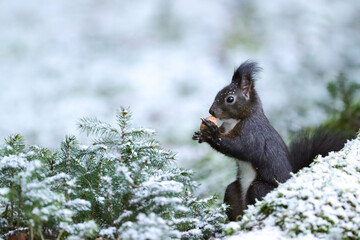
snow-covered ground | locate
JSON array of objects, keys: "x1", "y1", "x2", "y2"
[
  {"x1": 0, "y1": 0, "x2": 359, "y2": 196},
  {"x1": 222, "y1": 132, "x2": 360, "y2": 239}
]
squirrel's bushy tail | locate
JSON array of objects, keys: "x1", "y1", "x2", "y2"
[{"x1": 288, "y1": 129, "x2": 351, "y2": 173}]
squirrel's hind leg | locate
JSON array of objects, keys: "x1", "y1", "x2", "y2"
[
  {"x1": 245, "y1": 180, "x2": 275, "y2": 206},
  {"x1": 224, "y1": 180, "x2": 243, "y2": 221}
]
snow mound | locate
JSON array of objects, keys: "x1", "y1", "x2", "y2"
[{"x1": 223, "y1": 131, "x2": 360, "y2": 239}]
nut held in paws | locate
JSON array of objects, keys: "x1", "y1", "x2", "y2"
[{"x1": 200, "y1": 116, "x2": 218, "y2": 130}]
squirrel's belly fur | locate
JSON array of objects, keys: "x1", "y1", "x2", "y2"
[
  {"x1": 236, "y1": 160, "x2": 257, "y2": 206},
  {"x1": 221, "y1": 119, "x2": 240, "y2": 134}
]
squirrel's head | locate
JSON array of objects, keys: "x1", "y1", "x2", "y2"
[{"x1": 209, "y1": 61, "x2": 262, "y2": 120}]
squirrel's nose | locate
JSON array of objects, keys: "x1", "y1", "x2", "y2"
[{"x1": 209, "y1": 108, "x2": 215, "y2": 116}]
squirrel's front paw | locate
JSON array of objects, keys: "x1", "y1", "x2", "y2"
[
  {"x1": 199, "y1": 118, "x2": 220, "y2": 142},
  {"x1": 193, "y1": 119, "x2": 220, "y2": 143},
  {"x1": 192, "y1": 131, "x2": 204, "y2": 143},
  {"x1": 201, "y1": 118, "x2": 219, "y2": 132}
]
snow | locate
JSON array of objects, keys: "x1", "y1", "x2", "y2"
[
  {"x1": 114, "y1": 210, "x2": 133, "y2": 225},
  {"x1": 66, "y1": 198, "x2": 91, "y2": 211},
  {"x1": 151, "y1": 196, "x2": 182, "y2": 206},
  {"x1": 0, "y1": 188, "x2": 9, "y2": 195},
  {"x1": 117, "y1": 166, "x2": 135, "y2": 185},
  {"x1": 62, "y1": 220, "x2": 98, "y2": 240},
  {"x1": 99, "y1": 227, "x2": 116, "y2": 239},
  {"x1": 96, "y1": 196, "x2": 105, "y2": 204},
  {"x1": 140, "y1": 180, "x2": 183, "y2": 195},
  {"x1": 128, "y1": 128, "x2": 156, "y2": 136},
  {"x1": 0, "y1": 155, "x2": 28, "y2": 169},
  {"x1": 120, "y1": 213, "x2": 181, "y2": 240},
  {"x1": 223, "y1": 226, "x2": 320, "y2": 240},
  {"x1": 44, "y1": 172, "x2": 70, "y2": 183},
  {"x1": 79, "y1": 145, "x2": 89, "y2": 151},
  {"x1": 224, "y1": 133, "x2": 360, "y2": 239}
]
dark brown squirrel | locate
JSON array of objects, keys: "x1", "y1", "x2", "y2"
[{"x1": 192, "y1": 60, "x2": 348, "y2": 221}]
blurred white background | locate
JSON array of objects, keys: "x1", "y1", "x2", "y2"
[{"x1": 1, "y1": 0, "x2": 359, "y2": 195}]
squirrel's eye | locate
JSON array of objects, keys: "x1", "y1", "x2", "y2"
[{"x1": 226, "y1": 96, "x2": 234, "y2": 103}]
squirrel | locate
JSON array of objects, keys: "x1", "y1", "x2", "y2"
[{"x1": 192, "y1": 60, "x2": 348, "y2": 221}]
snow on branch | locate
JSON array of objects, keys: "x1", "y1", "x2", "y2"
[{"x1": 0, "y1": 108, "x2": 227, "y2": 240}]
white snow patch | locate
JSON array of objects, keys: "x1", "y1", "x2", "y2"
[
  {"x1": 0, "y1": 188, "x2": 9, "y2": 195},
  {"x1": 0, "y1": 155, "x2": 27, "y2": 169},
  {"x1": 66, "y1": 199, "x2": 91, "y2": 211}
]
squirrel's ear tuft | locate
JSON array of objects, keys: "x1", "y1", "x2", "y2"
[{"x1": 232, "y1": 60, "x2": 262, "y2": 100}]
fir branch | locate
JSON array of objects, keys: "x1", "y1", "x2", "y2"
[
  {"x1": 78, "y1": 117, "x2": 119, "y2": 137},
  {"x1": 92, "y1": 135, "x2": 121, "y2": 149},
  {"x1": 116, "y1": 107, "x2": 131, "y2": 131},
  {"x1": 0, "y1": 108, "x2": 227, "y2": 239},
  {"x1": 4, "y1": 134, "x2": 25, "y2": 155}
]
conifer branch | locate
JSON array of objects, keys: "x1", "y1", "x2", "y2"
[{"x1": 0, "y1": 108, "x2": 227, "y2": 239}]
